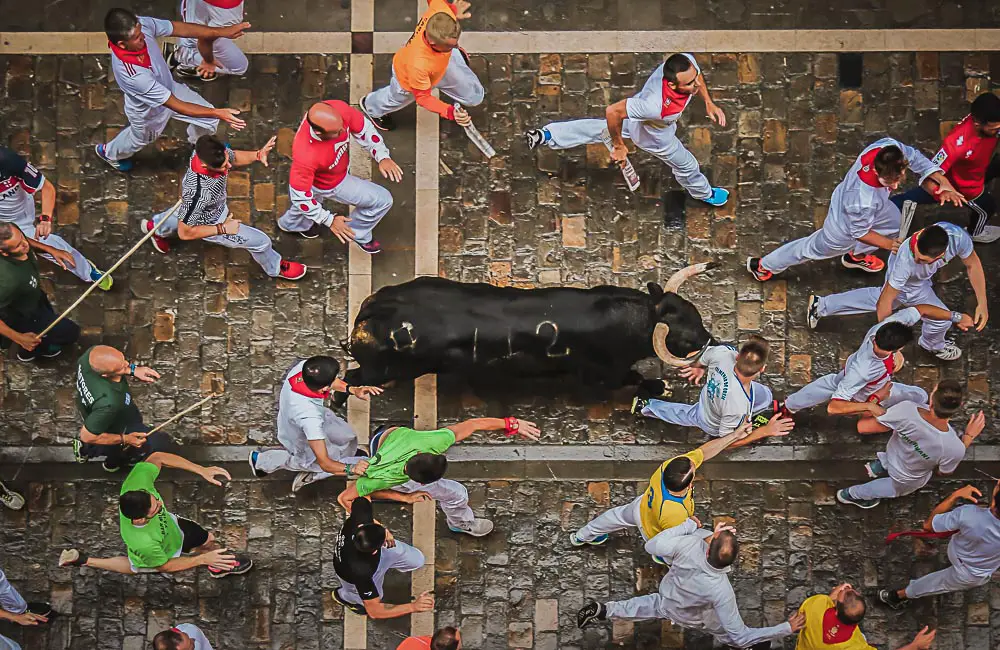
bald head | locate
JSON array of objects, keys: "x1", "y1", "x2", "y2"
[
  {"x1": 89, "y1": 345, "x2": 127, "y2": 376},
  {"x1": 836, "y1": 590, "x2": 866, "y2": 625},
  {"x1": 707, "y1": 530, "x2": 739, "y2": 569},
  {"x1": 306, "y1": 102, "x2": 344, "y2": 140}
]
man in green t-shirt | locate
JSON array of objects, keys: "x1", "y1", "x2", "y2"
[
  {"x1": 0, "y1": 222, "x2": 80, "y2": 361},
  {"x1": 73, "y1": 345, "x2": 176, "y2": 472},
  {"x1": 58, "y1": 451, "x2": 252, "y2": 577},
  {"x1": 337, "y1": 416, "x2": 540, "y2": 537}
]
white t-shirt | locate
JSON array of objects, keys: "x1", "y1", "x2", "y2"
[
  {"x1": 833, "y1": 307, "x2": 922, "y2": 402},
  {"x1": 698, "y1": 345, "x2": 754, "y2": 435},
  {"x1": 932, "y1": 505, "x2": 1000, "y2": 578},
  {"x1": 109, "y1": 16, "x2": 176, "y2": 116},
  {"x1": 176, "y1": 623, "x2": 214, "y2": 650},
  {"x1": 276, "y1": 360, "x2": 358, "y2": 462},
  {"x1": 625, "y1": 53, "x2": 700, "y2": 127},
  {"x1": 877, "y1": 401, "x2": 965, "y2": 482},
  {"x1": 886, "y1": 221, "x2": 974, "y2": 293}
]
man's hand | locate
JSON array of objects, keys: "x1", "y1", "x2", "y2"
[
  {"x1": 760, "y1": 413, "x2": 794, "y2": 438},
  {"x1": 452, "y1": 0, "x2": 472, "y2": 19},
  {"x1": 787, "y1": 611, "x2": 806, "y2": 633},
  {"x1": 220, "y1": 218, "x2": 241, "y2": 236},
  {"x1": 829, "y1": 582, "x2": 852, "y2": 600},
  {"x1": 511, "y1": 418, "x2": 541, "y2": 441},
  {"x1": 964, "y1": 411, "x2": 986, "y2": 442},
  {"x1": 378, "y1": 158, "x2": 403, "y2": 183},
  {"x1": 866, "y1": 402, "x2": 887, "y2": 418},
  {"x1": 349, "y1": 459, "x2": 370, "y2": 477},
  {"x1": 14, "y1": 332, "x2": 41, "y2": 352},
  {"x1": 411, "y1": 591, "x2": 435, "y2": 612},
  {"x1": 35, "y1": 220, "x2": 52, "y2": 239},
  {"x1": 200, "y1": 548, "x2": 238, "y2": 571},
  {"x1": 256, "y1": 135, "x2": 277, "y2": 167},
  {"x1": 196, "y1": 60, "x2": 219, "y2": 79},
  {"x1": 891, "y1": 238, "x2": 902, "y2": 254},
  {"x1": 933, "y1": 180, "x2": 967, "y2": 207},
  {"x1": 124, "y1": 431, "x2": 148, "y2": 448},
  {"x1": 330, "y1": 215, "x2": 356, "y2": 244},
  {"x1": 383, "y1": 527, "x2": 396, "y2": 548},
  {"x1": 8, "y1": 611, "x2": 48, "y2": 626},
  {"x1": 952, "y1": 485, "x2": 982, "y2": 504},
  {"x1": 733, "y1": 421, "x2": 753, "y2": 440},
  {"x1": 910, "y1": 626, "x2": 936, "y2": 649},
  {"x1": 213, "y1": 108, "x2": 246, "y2": 131},
  {"x1": 610, "y1": 142, "x2": 629, "y2": 166},
  {"x1": 47, "y1": 247, "x2": 76, "y2": 271},
  {"x1": 974, "y1": 304, "x2": 988, "y2": 331},
  {"x1": 216, "y1": 21, "x2": 250, "y2": 40},
  {"x1": 689, "y1": 515, "x2": 702, "y2": 528},
  {"x1": 350, "y1": 385, "x2": 384, "y2": 401},
  {"x1": 199, "y1": 466, "x2": 232, "y2": 487},
  {"x1": 679, "y1": 365, "x2": 705, "y2": 385},
  {"x1": 453, "y1": 106, "x2": 472, "y2": 127},
  {"x1": 705, "y1": 101, "x2": 726, "y2": 127},
  {"x1": 404, "y1": 491, "x2": 433, "y2": 504},
  {"x1": 133, "y1": 366, "x2": 160, "y2": 383}
]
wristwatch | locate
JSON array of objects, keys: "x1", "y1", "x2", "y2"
[
  {"x1": 950, "y1": 311, "x2": 963, "y2": 324},
  {"x1": 129, "y1": 362, "x2": 136, "y2": 376},
  {"x1": 39, "y1": 214, "x2": 52, "y2": 223}
]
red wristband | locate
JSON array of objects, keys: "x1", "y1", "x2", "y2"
[
  {"x1": 39, "y1": 214, "x2": 52, "y2": 222},
  {"x1": 503, "y1": 417, "x2": 519, "y2": 437},
  {"x1": 446, "y1": 105, "x2": 456, "y2": 121},
  {"x1": 866, "y1": 394, "x2": 882, "y2": 405}
]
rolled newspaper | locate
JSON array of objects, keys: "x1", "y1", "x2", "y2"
[
  {"x1": 600, "y1": 128, "x2": 639, "y2": 191},
  {"x1": 456, "y1": 104, "x2": 495, "y2": 159}
]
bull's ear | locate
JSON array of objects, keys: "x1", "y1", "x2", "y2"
[{"x1": 647, "y1": 282, "x2": 665, "y2": 301}]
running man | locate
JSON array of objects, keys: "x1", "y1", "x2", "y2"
[
  {"x1": 152, "y1": 624, "x2": 214, "y2": 650},
  {"x1": 526, "y1": 53, "x2": 729, "y2": 206},
  {"x1": 336, "y1": 417, "x2": 540, "y2": 537},
  {"x1": 141, "y1": 134, "x2": 306, "y2": 281},
  {"x1": 248, "y1": 355, "x2": 382, "y2": 493},
  {"x1": 632, "y1": 336, "x2": 793, "y2": 443},
  {"x1": 878, "y1": 482, "x2": 1000, "y2": 609},
  {"x1": 0, "y1": 567, "x2": 51, "y2": 650},
  {"x1": 167, "y1": 0, "x2": 248, "y2": 80},
  {"x1": 397, "y1": 627, "x2": 462, "y2": 650},
  {"x1": 748, "y1": 138, "x2": 964, "y2": 280},
  {"x1": 890, "y1": 92, "x2": 1000, "y2": 243},
  {"x1": 807, "y1": 222, "x2": 987, "y2": 361},
  {"x1": 58, "y1": 451, "x2": 252, "y2": 578},
  {"x1": 360, "y1": 0, "x2": 481, "y2": 131},
  {"x1": 0, "y1": 146, "x2": 109, "y2": 288},
  {"x1": 95, "y1": 8, "x2": 249, "y2": 172},
  {"x1": 277, "y1": 100, "x2": 402, "y2": 253},
  {"x1": 838, "y1": 379, "x2": 983, "y2": 510}
]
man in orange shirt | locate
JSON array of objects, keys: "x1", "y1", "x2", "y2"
[
  {"x1": 397, "y1": 626, "x2": 461, "y2": 650},
  {"x1": 360, "y1": 0, "x2": 479, "y2": 131}
]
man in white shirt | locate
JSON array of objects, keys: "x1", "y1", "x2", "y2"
[
  {"x1": 633, "y1": 336, "x2": 794, "y2": 445},
  {"x1": 153, "y1": 623, "x2": 213, "y2": 650},
  {"x1": 808, "y1": 222, "x2": 988, "y2": 361},
  {"x1": 95, "y1": 8, "x2": 249, "y2": 172},
  {"x1": 526, "y1": 53, "x2": 730, "y2": 206},
  {"x1": 248, "y1": 356, "x2": 381, "y2": 493},
  {"x1": 168, "y1": 0, "x2": 248, "y2": 80},
  {"x1": 783, "y1": 306, "x2": 972, "y2": 419},
  {"x1": 577, "y1": 521, "x2": 805, "y2": 648},
  {"x1": 879, "y1": 481, "x2": 1000, "y2": 607},
  {"x1": 838, "y1": 379, "x2": 984, "y2": 509},
  {"x1": 748, "y1": 138, "x2": 963, "y2": 280}
]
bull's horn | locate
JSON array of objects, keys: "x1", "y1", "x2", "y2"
[
  {"x1": 664, "y1": 262, "x2": 717, "y2": 294},
  {"x1": 652, "y1": 323, "x2": 697, "y2": 368}
]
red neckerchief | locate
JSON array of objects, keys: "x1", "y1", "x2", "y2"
[
  {"x1": 288, "y1": 372, "x2": 328, "y2": 398},
  {"x1": 821, "y1": 608, "x2": 857, "y2": 644},
  {"x1": 191, "y1": 155, "x2": 227, "y2": 179},
  {"x1": 856, "y1": 147, "x2": 883, "y2": 187},
  {"x1": 108, "y1": 40, "x2": 152, "y2": 69},
  {"x1": 908, "y1": 229, "x2": 922, "y2": 256},
  {"x1": 203, "y1": 0, "x2": 243, "y2": 7},
  {"x1": 659, "y1": 79, "x2": 692, "y2": 118}
]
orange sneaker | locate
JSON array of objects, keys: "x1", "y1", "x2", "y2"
[
  {"x1": 841, "y1": 253, "x2": 885, "y2": 273},
  {"x1": 278, "y1": 260, "x2": 307, "y2": 280}
]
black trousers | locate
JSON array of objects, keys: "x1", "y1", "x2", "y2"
[
  {"x1": 890, "y1": 156, "x2": 1000, "y2": 236},
  {"x1": 78, "y1": 411, "x2": 177, "y2": 469},
  {"x1": 0, "y1": 294, "x2": 80, "y2": 359}
]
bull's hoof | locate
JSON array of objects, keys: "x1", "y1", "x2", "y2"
[{"x1": 635, "y1": 379, "x2": 670, "y2": 400}]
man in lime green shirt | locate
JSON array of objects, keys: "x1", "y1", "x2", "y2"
[
  {"x1": 337, "y1": 416, "x2": 540, "y2": 537},
  {"x1": 57, "y1": 451, "x2": 252, "y2": 577}
]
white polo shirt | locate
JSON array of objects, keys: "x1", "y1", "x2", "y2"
[
  {"x1": 886, "y1": 222, "x2": 974, "y2": 293},
  {"x1": 833, "y1": 307, "x2": 921, "y2": 402},
  {"x1": 276, "y1": 360, "x2": 358, "y2": 462},
  {"x1": 932, "y1": 505, "x2": 1000, "y2": 578},
  {"x1": 109, "y1": 16, "x2": 175, "y2": 116},
  {"x1": 877, "y1": 401, "x2": 965, "y2": 483},
  {"x1": 625, "y1": 53, "x2": 700, "y2": 127},
  {"x1": 176, "y1": 623, "x2": 214, "y2": 650}
]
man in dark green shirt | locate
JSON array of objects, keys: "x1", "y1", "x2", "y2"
[
  {"x1": 73, "y1": 345, "x2": 175, "y2": 472},
  {"x1": 0, "y1": 222, "x2": 80, "y2": 361}
]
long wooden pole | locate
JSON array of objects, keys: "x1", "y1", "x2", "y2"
[
  {"x1": 38, "y1": 198, "x2": 183, "y2": 338},
  {"x1": 146, "y1": 392, "x2": 222, "y2": 435}
]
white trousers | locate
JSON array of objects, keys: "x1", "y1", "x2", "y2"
[
  {"x1": 576, "y1": 494, "x2": 646, "y2": 543},
  {"x1": 363, "y1": 49, "x2": 485, "y2": 117},
  {"x1": 391, "y1": 478, "x2": 475, "y2": 528},
  {"x1": 815, "y1": 283, "x2": 952, "y2": 352},
  {"x1": 2, "y1": 214, "x2": 92, "y2": 282},
  {"x1": 336, "y1": 540, "x2": 425, "y2": 605},
  {"x1": 105, "y1": 83, "x2": 219, "y2": 160},
  {"x1": 278, "y1": 175, "x2": 391, "y2": 245},
  {"x1": 641, "y1": 382, "x2": 773, "y2": 437},
  {"x1": 605, "y1": 592, "x2": 667, "y2": 621},
  {"x1": 543, "y1": 118, "x2": 712, "y2": 200},
  {"x1": 848, "y1": 452, "x2": 931, "y2": 500},
  {"x1": 785, "y1": 371, "x2": 928, "y2": 413},
  {"x1": 904, "y1": 563, "x2": 990, "y2": 599},
  {"x1": 153, "y1": 206, "x2": 282, "y2": 276},
  {"x1": 176, "y1": 37, "x2": 248, "y2": 76},
  {"x1": 255, "y1": 451, "x2": 365, "y2": 483},
  {"x1": 759, "y1": 218, "x2": 896, "y2": 275}
]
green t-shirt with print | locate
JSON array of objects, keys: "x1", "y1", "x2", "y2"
[
  {"x1": 355, "y1": 427, "x2": 456, "y2": 497},
  {"x1": 0, "y1": 251, "x2": 42, "y2": 319},
  {"x1": 119, "y1": 462, "x2": 183, "y2": 569},
  {"x1": 75, "y1": 346, "x2": 142, "y2": 435}
]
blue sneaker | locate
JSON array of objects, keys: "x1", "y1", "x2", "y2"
[
  {"x1": 94, "y1": 144, "x2": 133, "y2": 172},
  {"x1": 248, "y1": 449, "x2": 267, "y2": 478},
  {"x1": 701, "y1": 187, "x2": 729, "y2": 207},
  {"x1": 524, "y1": 128, "x2": 550, "y2": 150},
  {"x1": 89, "y1": 264, "x2": 112, "y2": 290},
  {"x1": 570, "y1": 532, "x2": 609, "y2": 547},
  {"x1": 865, "y1": 459, "x2": 889, "y2": 479},
  {"x1": 651, "y1": 555, "x2": 671, "y2": 566},
  {"x1": 836, "y1": 488, "x2": 880, "y2": 510}
]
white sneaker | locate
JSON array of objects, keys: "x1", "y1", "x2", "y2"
[
  {"x1": 291, "y1": 471, "x2": 320, "y2": 494},
  {"x1": 448, "y1": 518, "x2": 494, "y2": 537},
  {"x1": 806, "y1": 294, "x2": 821, "y2": 329},
  {"x1": 0, "y1": 483, "x2": 24, "y2": 510},
  {"x1": 973, "y1": 225, "x2": 1000, "y2": 243},
  {"x1": 930, "y1": 341, "x2": 962, "y2": 361}
]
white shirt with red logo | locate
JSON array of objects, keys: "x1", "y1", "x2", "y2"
[
  {"x1": 625, "y1": 53, "x2": 700, "y2": 128},
  {"x1": 0, "y1": 147, "x2": 44, "y2": 222},
  {"x1": 932, "y1": 114, "x2": 998, "y2": 199},
  {"x1": 108, "y1": 17, "x2": 176, "y2": 117},
  {"x1": 886, "y1": 221, "x2": 974, "y2": 294},
  {"x1": 832, "y1": 307, "x2": 921, "y2": 402},
  {"x1": 276, "y1": 360, "x2": 359, "y2": 463}
]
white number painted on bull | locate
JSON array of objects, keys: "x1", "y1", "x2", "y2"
[
  {"x1": 536, "y1": 321, "x2": 570, "y2": 358},
  {"x1": 390, "y1": 321, "x2": 417, "y2": 350}
]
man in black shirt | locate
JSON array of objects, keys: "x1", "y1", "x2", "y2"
[{"x1": 331, "y1": 496, "x2": 434, "y2": 619}]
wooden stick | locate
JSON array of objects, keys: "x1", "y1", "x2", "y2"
[
  {"x1": 147, "y1": 392, "x2": 222, "y2": 435},
  {"x1": 38, "y1": 199, "x2": 183, "y2": 338}
]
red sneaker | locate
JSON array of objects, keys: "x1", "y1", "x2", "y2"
[
  {"x1": 841, "y1": 253, "x2": 885, "y2": 273},
  {"x1": 746, "y1": 257, "x2": 773, "y2": 281},
  {"x1": 278, "y1": 260, "x2": 307, "y2": 280},
  {"x1": 141, "y1": 219, "x2": 170, "y2": 254},
  {"x1": 357, "y1": 239, "x2": 382, "y2": 254}
]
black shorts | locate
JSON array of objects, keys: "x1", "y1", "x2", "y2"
[{"x1": 177, "y1": 517, "x2": 210, "y2": 552}]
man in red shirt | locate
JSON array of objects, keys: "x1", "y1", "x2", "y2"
[
  {"x1": 277, "y1": 100, "x2": 403, "y2": 254},
  {"x1": 397, "y1": 626, "x2": 461, "y2": 650},
  {"x1": 891, "y1": 92, "x2": 1000, "y2": 243}
]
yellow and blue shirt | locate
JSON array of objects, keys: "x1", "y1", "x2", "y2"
[{"x1": 638, "y1": 449, "x2": 704, "y2": 539}]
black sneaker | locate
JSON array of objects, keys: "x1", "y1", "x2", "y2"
[
  {"x1": 524, "y1": 128, "x2": 546, "y2": 150},
  {"x1": 39, "y1": 345, "x2": 63, "y2": 359},
  {"x1": 248, "y1": 450, "x2": 267, "y2": 478},
  {"x1": 836, "y1": 488, "x2": 880, "y2": 510},
  {"x1": 359, "y1": 97, "x2": 394, "y2": 131},
  {"x1": 877, "y1": 588, "x2": 906, "y2": 610},
  {"x1": 26, "y1": 602, "x2": 52, "y2": 619},
  {"x1": 102, "y1": 459, "x2": 123, "y2": 473},
  {"x1": 208, "y1": 554, "x2": 254, "y2": 578},
  {"x1": 279, "y1": 222, "x2": 325, "y2": 239},
  {"x1": 332, "y1": 587, "x2": 369, "y2": 616},
  {"x1": 806, "y1": 294, "x2": 821, "y2": 329},
  {"x1": 631, "y1": 396, "x2": 649, "y2": 415},
  {"x1": 577, "y1": 600, "x2": 606, "y2": 629},
  {"x1": 15, "y1": 349, "x2": 37, "y2": 362}
]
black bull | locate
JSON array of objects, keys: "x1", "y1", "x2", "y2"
[{"x1": 342, "y1": 263, "x2": 718, "y2": 391}]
